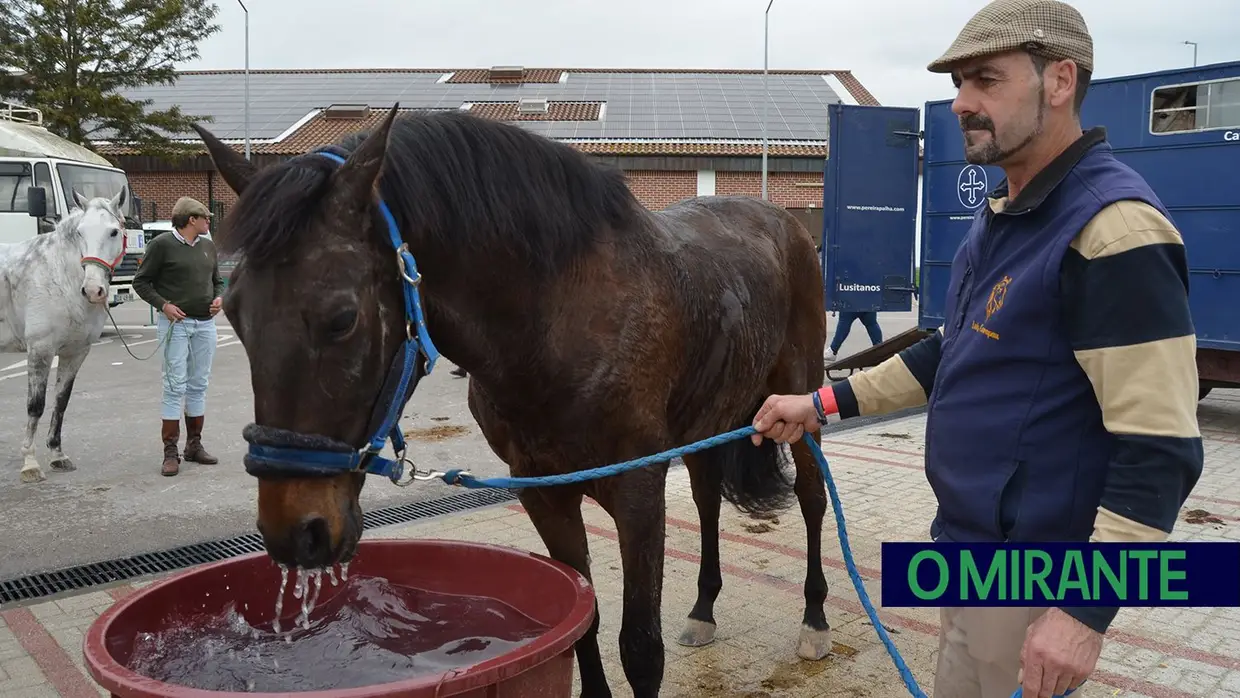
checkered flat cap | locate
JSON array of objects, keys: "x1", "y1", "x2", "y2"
[{"x1": 927, "y1": 0, "x2": 1093, "y2": 74}]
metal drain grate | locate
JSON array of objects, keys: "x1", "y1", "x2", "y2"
[{"x1": 0, "y1": 487, "x2": 518, "y2": 607}]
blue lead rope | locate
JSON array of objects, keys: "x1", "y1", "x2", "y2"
[{"x1": 441, "y1": 427, "x2": 1082, "y2": 698}]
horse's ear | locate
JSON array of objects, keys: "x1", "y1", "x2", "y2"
[
  {"x1": 191, "y1": 123, "x2": 257, "y2": 195},
  {"x1": 72, "y1": 189, "x2": 88, "y2": 210},
  {"x1": 110, "y1": 188, "x2": 127, "y2": 214},
  {"x1": 334, "y1": 104, "x2": 399, "y2": 210}
]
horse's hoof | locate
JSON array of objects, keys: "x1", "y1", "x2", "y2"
[
  {"x1": 676, "y1": 618, "x2": 717, "y2": 647},
  {"x1": 20, "y1": 466, "x2": 45, "y2": 483},
  {"x1": 50, "y1": 457, "x2": 76, "y2": 472},
  {"x1": 796, "y1": 624, "x2": 832, "y2": 661}
]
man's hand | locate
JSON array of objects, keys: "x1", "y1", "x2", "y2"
[
  {"x1": 162, "y1": 302, "x2": 186, "y2": 322},
  {"x1": 751, "y1": 393, "x2": 819, "y2": 445},
  {"x1": 209, "y1": 297, "x2": 222, "y2": 317},
  {"x1": 1018, "y1": 608, "x2": 1102, "y2": 697}
]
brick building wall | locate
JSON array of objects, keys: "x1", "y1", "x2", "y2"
[
  {"x1": 127, "y1": 165, "x2": 824, "y2": 221},
  {"x1": 715, "y1": 171, "x2": 823, "y2": 208},
  {"x1": 128, "y1": 171, "x2": 238, "y2": 221}
]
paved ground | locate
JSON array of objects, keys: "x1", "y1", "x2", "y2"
[
  {"x1": 0, "y1": 387, "x2": 1236, "y2": 697},
  {"x1": 0, "y1": 301, "x2": 919, "y2": 580}
]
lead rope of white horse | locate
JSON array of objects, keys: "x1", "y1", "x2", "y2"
[{"x1": 103, "y1": 304, "x2": 174, "y2": 362}]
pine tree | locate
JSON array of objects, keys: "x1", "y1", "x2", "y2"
[{"x1": 0, "y1": 0, "x2": 222, "y2": 158}]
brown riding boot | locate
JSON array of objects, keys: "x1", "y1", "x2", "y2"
[
  {"x1": 184, "y1": 415, "x2": 219, "y2": 464},
  {"x1": 161, "y1": 419, "x2": 181, "y2": 476}
]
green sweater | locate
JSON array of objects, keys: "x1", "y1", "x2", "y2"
[{"x1": 132, "y1": 232, "x2": 225, "y2": 320}]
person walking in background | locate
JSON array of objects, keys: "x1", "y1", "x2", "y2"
[
  {"x1": 826, "y1": 310, "x2": 883, "y2": 362},
  {"x1": 132, "y1": 196, "x2": 225, "y2": 476}
]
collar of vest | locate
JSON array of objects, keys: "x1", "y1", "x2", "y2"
[{"x1": 987, "y1": 126, "x2": 1108, "y2": 216}]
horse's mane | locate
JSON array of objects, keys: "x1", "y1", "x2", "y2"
[{"x1": 221, "y1": 110, "x2": 644, "y2": 275}]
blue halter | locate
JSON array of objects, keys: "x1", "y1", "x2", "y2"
[{"x1": 240, "y1": 149, "x2": 440, "y2": 484}]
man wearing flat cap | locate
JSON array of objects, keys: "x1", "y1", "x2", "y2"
[
  {"x1": 748, "y1": 1, "x2": 1203, "y2": 696},
  {"x1": 133, "y1": 196, "x2": 226, "y2": 477}
]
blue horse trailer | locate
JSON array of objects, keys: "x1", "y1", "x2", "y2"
[{"x1": 821, "y1": 60, "x2": 1240, "y2": 399}]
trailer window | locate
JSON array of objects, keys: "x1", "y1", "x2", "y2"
[{"x1": 1151, "y1": 77, "x2": 1240, "y2": 134}]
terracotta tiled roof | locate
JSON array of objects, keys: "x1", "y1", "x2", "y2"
[
  {"x1": 465, "y1": 101, "x2": 601, "y2": 121},
  {"x1": 95, "y1": 137, "x2": 827, "y2": 159},
  {"x1": 446, "y1": 68, "x2": 564, "y2": 84},
  {"x1": 252, "y1": 107, "x2": 452, "y2": 154}
]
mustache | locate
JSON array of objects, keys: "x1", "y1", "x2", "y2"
[{"x1": 960, "y1": 115, "x2": 994, "y2": 132}]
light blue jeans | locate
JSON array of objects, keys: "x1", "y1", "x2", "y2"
[{"x1": 156, "y1": 316, "x2": 218, "y2": 420}]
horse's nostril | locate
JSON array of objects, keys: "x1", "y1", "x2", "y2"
[
  {"x1": 297, "y1": 516, "x2": 332, "y2": 562},
  {"x1": 80, "y1": 287, "x2": 87, "y2": 297}
]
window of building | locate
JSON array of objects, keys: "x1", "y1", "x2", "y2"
[{"x1": 1151, "y1": 77, "x2": 1240, "y2": 134}]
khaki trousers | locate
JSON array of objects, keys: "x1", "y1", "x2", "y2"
[{"x1": 935, "y1": 606, "x2": 1050, "y2": 698}]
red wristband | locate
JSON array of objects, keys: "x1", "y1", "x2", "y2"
[{"x1": 815, "y1": 386, "x2": 839, "y2": 416}]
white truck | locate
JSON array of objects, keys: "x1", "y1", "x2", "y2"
[{"x1": 0, "y1": 101, "x2": 146, "y2": 307}]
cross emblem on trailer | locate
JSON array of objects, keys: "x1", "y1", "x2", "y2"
[{"x1": 957, "y1": 165, "x2": 988, "y2": 208}]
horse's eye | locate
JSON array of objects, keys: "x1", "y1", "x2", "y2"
[
  {"x1": 326, "y1": 308, "x2": 358, "y2": 337},
  {"x1": 110, "y1": 228, "x2": 120, "y2": 237}
]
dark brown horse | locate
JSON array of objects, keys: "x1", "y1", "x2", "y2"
[{"x1": 195, "y1": 104, "x2": 830, "y2": 697}]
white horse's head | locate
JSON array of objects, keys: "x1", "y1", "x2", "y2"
[{"x1": 72, "y1": 189, "x2": 128, "y2": 305}]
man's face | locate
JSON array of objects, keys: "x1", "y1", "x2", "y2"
[
  {"x1": 950, "y1": 51, "x2": 1048, "y2": 166},
  {"x1": 194, "y1": 215, "x2": 211, "y2": 234}
]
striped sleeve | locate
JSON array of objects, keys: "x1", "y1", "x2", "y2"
[
  {"x1": 833, "y1": 329, "x2": 942, "y2": 418},
  {"x1": 1058, "y1": 199, "x2": 1205, "y2": 634}
]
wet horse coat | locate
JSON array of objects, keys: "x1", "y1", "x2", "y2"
[
  {"x1": 0, "y1": 192, "x2": 127, "y2": 482},
  {"x1": 195, "y1": 106, "x2": 832, "y2": 697}
]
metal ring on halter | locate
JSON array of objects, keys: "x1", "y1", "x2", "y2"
[{"x1": 396, "y1": 244, "x2": 422, "y2": 287}]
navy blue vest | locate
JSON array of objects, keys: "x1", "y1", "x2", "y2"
[{"x1": 926, "y1": 136, "x2": 1174, "y2": 543}]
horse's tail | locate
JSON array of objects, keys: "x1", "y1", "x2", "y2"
[{"x1": 704, "y1": 404, "x2": 796, "y2": 517}]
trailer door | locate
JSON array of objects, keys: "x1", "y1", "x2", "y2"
[{"x1": 821, "y1": 103, "x2": 921, "y2": 314}]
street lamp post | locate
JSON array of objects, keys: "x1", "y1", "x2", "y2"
[
  {"x1": 1183, "y1": 40, "x2": 1198, "y2": 67},
  {"x1": 761, "y1": 0, "x2": 773, "y2": 200},
  {"x1": 238, "y1": 0, "x2": 250, "y2": 160}
]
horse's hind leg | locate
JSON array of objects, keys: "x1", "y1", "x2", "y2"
[
  {"x1": 789, "y1": 433, "x2": 832, "y2": 660},
  {"x1": 46, "y1": 347, "x2": 89, "y2": 472},
  {"x1": 677, "y1": 453, "x2": 723, "y2": 647},
  {"x1": 19, "y1": 350, "x2": 53, "y2": 483},
  {"x1": 518, "y1": 487, "x2": 612, "y2": 697}
]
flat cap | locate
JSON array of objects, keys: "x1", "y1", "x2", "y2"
[
  {"x1": 927, "y1": 0, "x2": 1093, "y2": 74},
  {"x1": 171, "y1": 196, "x2": 212, "y2": 218}
]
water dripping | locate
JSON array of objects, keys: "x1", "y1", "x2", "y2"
[{"x1": 273, "y1": 565, "x2": 290, "y2": 634}]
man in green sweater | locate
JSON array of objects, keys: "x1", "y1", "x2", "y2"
[{"x1": 132, "y1": 197, "x2": 225, "y2": 476}]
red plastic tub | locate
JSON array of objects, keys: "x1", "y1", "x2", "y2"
[{"x1": 83, "y1": 539, "x2": 596, "y2": 697}]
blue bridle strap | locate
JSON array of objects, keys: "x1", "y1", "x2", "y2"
[{"x1": 241, "y1": 149, "x2": 440, "y2": 484}]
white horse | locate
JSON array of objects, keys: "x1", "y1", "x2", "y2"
[{"x1": 0, "y1": 190, "x2": 127, "y2": 483}]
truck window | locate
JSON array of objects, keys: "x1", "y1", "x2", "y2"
[
  {"x1": 0, "y1": 162, "x2": 33, "y2": 212},
  {"x1": 33, "y1": 162, "x2": 56, "y2": 215},
  {"x1": 56, "y1": 163, "x2": 134, "y2": 218},
  {"x1": 1151, "y1": 77, "x2": 1240, "y2": 134}
]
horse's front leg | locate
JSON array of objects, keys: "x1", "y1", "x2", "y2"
[
  {"x1": 517, "y1": 486, "x2": 611, "y2": 697},
  {"x1": 46, "y1": 347, "x2": 89, "y2": 473},
  {"x1": 19, "y1": 350, "x2": 53, "y2": 483},
  {"x1": 611, "y1": 465, "x2": 669, "y2": 698}
]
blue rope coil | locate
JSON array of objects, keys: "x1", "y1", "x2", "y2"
[{"x1": 440, "y1": 426, "x2": 1081, "y2": 698}]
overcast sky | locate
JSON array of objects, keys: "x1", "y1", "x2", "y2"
[{"x1": 182, "y1": 0, "x2": 1237, "y2": 121}]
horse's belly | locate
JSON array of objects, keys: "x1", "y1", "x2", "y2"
[{"x1": 0, "y1": 318, "x2": 26, "y2": 353}]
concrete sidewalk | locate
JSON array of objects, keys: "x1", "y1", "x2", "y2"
[{"x1": 3, "y1": 389, "x2": 1238, "y2": 697}]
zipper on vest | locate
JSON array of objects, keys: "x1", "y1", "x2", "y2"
[{"x1": 954, "y1": 266, "x2": 974, "y2": 331}]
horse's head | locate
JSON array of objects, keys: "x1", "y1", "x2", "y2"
[
  {"x1": 193, "y1": 107, "x2": 419, "y2": 569},
  {"x1": 72, "y1": 190, "x2": 127, "y2": 305}
]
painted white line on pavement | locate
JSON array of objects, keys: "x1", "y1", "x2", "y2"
[{"x1": 217, "y1": 340, "x2": 242, "y2": 348}]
